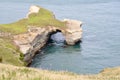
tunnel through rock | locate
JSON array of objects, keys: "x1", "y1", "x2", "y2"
[{"x1": 47, "y1": 30, "x2": 65, "y2": 46}]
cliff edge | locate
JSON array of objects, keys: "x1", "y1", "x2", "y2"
[{"x1": 0, "y1": 5, "x2": 82, "y2": 64}]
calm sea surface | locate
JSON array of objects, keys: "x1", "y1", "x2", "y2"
[{"x1": 0, "y1": 0, "x2": 120, "y2": 74}]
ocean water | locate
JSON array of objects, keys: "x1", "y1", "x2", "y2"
[{"x1": 0, "y1": 0, "x2": 120, "y2": 74}]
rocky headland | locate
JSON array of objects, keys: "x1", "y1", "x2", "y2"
[{"x1": 0, "y1": 5, "x2": 82, "y2": 65}]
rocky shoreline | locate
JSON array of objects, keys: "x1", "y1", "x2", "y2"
[{"x1": 0, "y1": 5, "x2": 82, "y2": 65}]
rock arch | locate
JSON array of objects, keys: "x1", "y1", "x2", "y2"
[{"x1": 13, "y1": 6, "x2": 82, "y2": 64}]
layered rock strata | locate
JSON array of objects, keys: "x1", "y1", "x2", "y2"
[{"x1": 13, "y1": 6, "x2": 83, "y2": 64}]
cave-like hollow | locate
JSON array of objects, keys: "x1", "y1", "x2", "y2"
[{"x1": 47, "y1": 30, "x2": 66, "y2": 45}]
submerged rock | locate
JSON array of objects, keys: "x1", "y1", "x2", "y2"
[{"x1": 13, "y1": 5, "x2": 83, "y2": 64}]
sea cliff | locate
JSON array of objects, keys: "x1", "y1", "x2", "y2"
[{"x1": 0, "y1": 5, "x2": 82, "y2": 65}]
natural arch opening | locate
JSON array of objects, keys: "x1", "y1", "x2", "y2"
[{"x1": 47, "y1": 30, "x2": 65, "y2": 45}]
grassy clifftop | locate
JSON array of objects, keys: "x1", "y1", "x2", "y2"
[
  {"x1": 0, "y1": 63, "x2": 120, "y2": 80},
  {"x1": 0, "y1": 7, "x2": 66, "y2": 35},
  {"x1": 0, "y1": 38, "x2": 24, "y2": 66}
]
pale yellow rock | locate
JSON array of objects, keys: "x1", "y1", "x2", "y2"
[
  {"x1": 26, "y1": 5, "x2": 40, "y2": 18},
  {"x1": 63, "y1": 19, "x2": 82, "y2": 45}
]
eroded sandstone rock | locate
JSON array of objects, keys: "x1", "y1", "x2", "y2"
[
  {"x1": 13, "y1": 6, "x2": 82, "y2": 64},
  {"x1": 63, "y1": 19, "x2": 82, "y2": 45}
]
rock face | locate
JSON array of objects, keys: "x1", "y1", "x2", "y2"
[
  {"x1": 14, "y1": 27, "x2": 58, "y2": 63},
  {"x1": 13, "y1": 6, "x2": 83, "y2": 64},
  {"x1": 63, "y1": 19, "x2": 82, "y2": 45}
]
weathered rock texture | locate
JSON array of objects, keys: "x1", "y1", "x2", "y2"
[
  {"x1": 13, "y1": 6, "x2": 82, "y2": 64},
  {"x1": 26, "y1": 5, "x2": 40, "y2": 18},
  {"x1": 63, "y1": 19, "x2": 82, "y2": 45}
]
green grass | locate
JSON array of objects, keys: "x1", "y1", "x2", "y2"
[
  {"x1": 0, "y1": 38, "x2": 24, "y2": 66},
  {"x1": 0, "y1": 7, "x2": 66, "y2": 35},
  {"x1": 0, "y1": 19, "x2": 28, "y2": 35},
  {"x1": 28, "y1": 8, "x2": 66, "y2": 28},
  {"x1": 0, "y1": 63, "x2": 120, "y2": 80}
]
